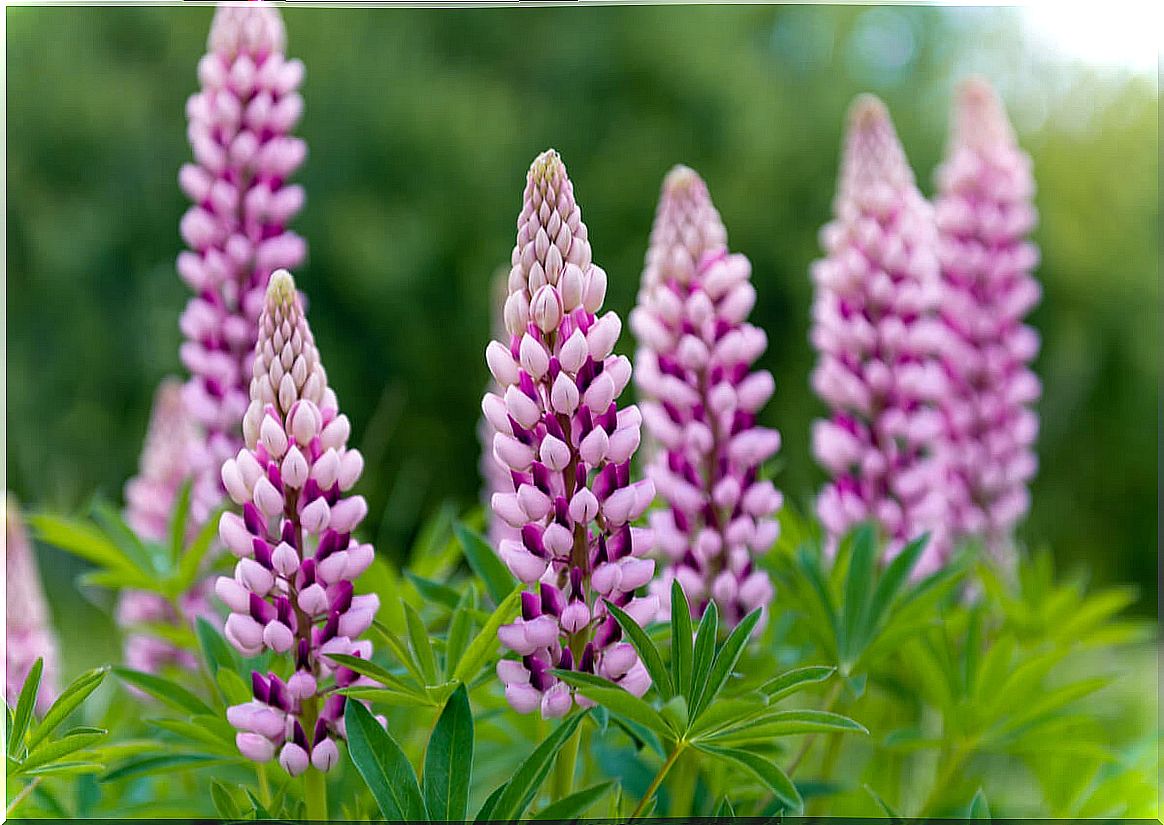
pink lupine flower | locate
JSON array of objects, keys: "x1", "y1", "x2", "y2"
[
  {"x1": 119, "y1": 380, "x2": 217, "y2": 674},
  {"x1": 934, "y1": 78, "x2": 1041, "y2": 560},
  {"x1": 630, "y1": 166, "x2": 781, "y2": 628},
  {"x1": 809, "y1": 95, "x2": 950, "y2": 575},
  {"x1": 481, "y1": 271, "x2": 522, "y2": 547},
  {"x1": 216, "y1": 270, "x2": 378, "y2": 774},
  {"x1": 6, "y1": 495, "x2": 59, "y2": 713},
  {"x1": 484, "y1": 150, "x2": 658, "y2": 717},
  {"x1": 178, "y1": 3, "x2": 307, "y2": 528}
]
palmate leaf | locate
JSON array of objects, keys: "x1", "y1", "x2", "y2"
[
  {"x1": 604, "y1": 599, "x2": 672, "y2": 700},
  {"x1": 444, "y1": 586, "x2": 477, "y2": 679},
  {"x1": 345, "y1": 700, "x2": 427, "y2": 821},
  {"x1": 533, "y1": 780, "x2": 616, "y2": 820},
  {"x1": 759, "y1": 665, "x2": 835, "y2": 703},
  {"x1": 8, "y1": 658, "x2": 44, "y2": 758},
  {"x1": 670, "y1": 580, "x2": 694, "y2": 699},
  {"x1": 29, "y1": 514, "x2": 145, "y2": 577},
  {"x1": 27, "y1": 666, "x2": 108, "y2": 752},
  {"x1": 694, "y1": 743, "x2": 802, "y2": 813},
  {"x1": 111, "y1": 667, "x2": 214, "y2": 717},
  {"x1": 691, "y1": 608, "x2": 762, "y2": 719},
  {"x1": 166, "y1": 479, "x2": 193, "y2": 568},
  {"x1": 552, "y1": 671, "x2": 674, "y2": 739},
  {"x1": 17, "y1": 728, "x2": 106, "y2": 775},
  {"x1": 101, "y1": 752, "x2": 235, "y2": 783},
  {"x1": 480, "y1": 710, "x2": 588, "y2": 822},
  {"x1": 452, "y1": 587, "x2": 521, "y2": 684},
  {"x1": 688, "y1": 601, "x2": 719, "y2": 711},
  {"x1": 839, "y1": 523, "x2": 877, "y2": 665},
  {"x1": 702, "y1": 709, "x2": 867, "y2": 745},
  {"x1": 423, "y1": 684, "x2": 474, "y2": 822},
  {"x1": 454, "y1": 522, "x2": 516, "y2": 606},
  {"x1": 404, "y1": 602, "x2": 439, "y2": 684}
]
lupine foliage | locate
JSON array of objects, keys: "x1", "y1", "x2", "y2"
[{"x1": 5, "y1": 5, "x2": 1157, "y2": 822}]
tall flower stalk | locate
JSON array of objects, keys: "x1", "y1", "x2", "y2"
[
  {"x1": 179, "y1": 3, "x2": 307, "y2": 528},
  {"x1": 809, "y1": 95, "x2": 950, "y2": 574},
  {"x1": 5, "y1": 495, "x2": 59, "y2": 713},
  {"x1": 484, "y1": 150, "x2": 658, "y2": 718},
  {"x1": 631, "y1": 166, "x2": 781, "y2": 627},
  {"x1": 216, "y1": 270, "x2": 377, "y2": 780},
  {"x1": 120, "y1": 379, "x2": 214, "y2": 674},
  {"x1": 934, "y1": 78, "x2": 1041, "y2": 559}
]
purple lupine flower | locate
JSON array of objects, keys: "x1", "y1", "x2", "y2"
[
  {"x1": 481, "y1": 271, "x2": 522, "y2": 547},
  {"x1": 809, "y1": 95, "x2": 950, "y2": 575},
  {"x1": 178, "y1": 3, "x2": 307, "y2": 529},
  {"x1": 215, "y1": 270, "x2": 378, "y2": 774},
  {"x1": 630, "y1": 166, "x2": 781, "y2": 628},
  {"x1": 119, "y1": 380, "x2": 217, "y2": 674},
  {"x1": 6, "y1": 495, "x2": 59, "y2": 713},
  {"x1": 484, "y1": 150, "x2": 658, "y2": 718},
  {"x1": 934, "y1": 78, "x2": 1041, "y2": 560}
]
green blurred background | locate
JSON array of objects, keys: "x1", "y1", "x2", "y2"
[{"x1": 6, "y1": 3, "x2": 1158, "y2": 659}]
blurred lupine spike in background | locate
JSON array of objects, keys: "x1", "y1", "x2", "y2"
[
  {"x1": 809, "y1": 93, "x2": 951, "y2": 576},
  {"x1": 216, "y1": 269, "x2": 379, "y2": 775},
  {"x1": 485, "y1": 149, "x2": 658, "y2": 718},
  {"x1": 935, "y1": 76, "x2": 1042, "y2": 563},
  {"x1": 5, "y1": 494, "x2": 60, "y2": 714},
  {"x1": 631, "y1": 165, "x2": 782, "y2": 629},
  {"x1": 178, "y1": 2, "x2": 307, "y2": 531}
]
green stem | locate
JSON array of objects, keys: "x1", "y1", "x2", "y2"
[
  {"x1": 552, "y1": 721, "x2": 583, "y2": 801},
  {"x1": 257, "y1": 764, "x2": 271, "y2": 808},
  {"x1": 918, "y1": 744, "x2": 967, "y2": 816},
  {"x1": 666, "y1": 748, "x2": 697, "y2": 817},
  {"x1": 785, "y1": 679, "x2": 843, "y2": 778},
  {"x1": 305, "y1": 767, "x2": 328, "y2": 821},
  {"x1": 6, "y1": 777, "x2": 42, "y2": 817},
  {"x1": 630, "y1": 742, "x2": 686, "y2": 818}
]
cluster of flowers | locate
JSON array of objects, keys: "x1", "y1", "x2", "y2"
[
  {"x1": 216, "y1": 270, "x2": 379, "y2": 774},
  {"x1": 178, "y1": 3, "x2": 308, "y2": 528},
  {"x1": 808, "y1": 86, "x2": 1040, "y2": 572},
  {"x1": 483, "y1": 150, "x2": 659, "y2": 717},
  {"x1": 631, "y1": 166, "x2": 782, "y2": 628}
]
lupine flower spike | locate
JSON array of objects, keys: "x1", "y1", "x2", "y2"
[
  {"x1": 481, "y1": 270, "x2": 521, "y2": 547},
  {"x1": 484, "y1": 150, "x2": 658, "y2": 718},
  {"x1": 119, "y1": 379, "x2": 214, "y2": 674},
  {"x1": 179, "y1": 3, "x2": 307, "y2": 528},
  {"x1": 631, "y1": 166, "x2": 782, "y2": 628},
  {"x1": 216, "y1": 270, "x2": 379, "y2": 775},
  {"x1": 935, "y1": 77, "x2": 1040, "y2": 561},
  {"x1": 6, "y1": 495, "x2": 60, "y2": 713},
  {"x1": 809, "y1": 95, "x2": 950, "y2": 575}
]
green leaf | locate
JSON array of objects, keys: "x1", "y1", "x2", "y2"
[
  {"x1": 475, "y1": 779, "x2": 509, "y2": 822},
  {"x1": 404, "y1": 603, "x2": 439, "y2": 684},
  {"x1": 686, "y1": 695, "x2": 769, "y2": 740},
  {"x1": 91, "y1": 501, "x2": 157, "y2": 573},
  {"x1": 196, "y1": 618, "x2": 240, "y2": 680},
  {"x1": 969, "y1": 787, "x2": 991, "y2": 818},
  {"x1": 423, "y1": 683, "x2": 474, "y2": 822},
  {"x1": 444, "y1": 589, "x2": 476, "y2": 679},
  {"x1": 712, "y1": 796, "x2": 735, "y2": 818},
  {"x1": 839, "y1": 523, "x2": 877, "y2": 663},
  {"x1": 706, "y1": 709, "x2": 867, "y2": 743},
  {"x1": 21, "y1": 760, "x2": 105, "y2": 778},
  {"x1": 345, "y1": 700, "x2": 427, "y2": 821},
  {"x1": 688, "y1": 601, "x2": 719, "y2": 710},
  {"x1": 112, "y1": 667, "x2": 214, "y2": 717},
  {"x1": 454, "y1": 522, "x2": 516, "y2": 605},
  {"x1": 670, "y1": 580, "x2": 693, "y2": 701},
  {"x1": 215, "y1": 669, "x2": 253, "y2": 707},
  {"x1": 174, "y1": 507, "x2": 222, "y2": 593},
  {"x1": 534, "y1": 780, "x2": 615, "y2": 820},
  {"x1": 691, "y1": 608, "x2": 761, "y2": 719},
  {"x1": 696, "y1": 744, "x2": 802, "y2": 812},
  {"x1": 485, "y1": 711, "x2": 588, "y2": 822},
  {"x1": 20, "y1": 728, "x2": 106, "y2": 773},
  {"x1": 405, "y1": 571, "x2": 462, "y2": 610},
  {"x1": 146, "y1": 716, "x2": 236, "y2": 753},
  {"x1": 453, "y1": 588, "x2": 521, "y2": 684},
  {"x1": 167, "y1": 480, "x2": 192, "y2": 567},
  {"x1": 30, "y1": 515, "x2": 142, "y2": 574},
  {"x1": 326, "y1": 654, "x2": 425, "y2": 696},
  {"x1": 27, "y1": 666, "x2": 108, "y2": 752},
  {"x1": 369, "y1": 620, "x2": 427, "y2": 683},
  {"x1": 211, "y1": 780, "x2": 244, "y2": 819},
  {"x1": 759, "y1": 666, "x2": 835, "y2": 703},
  {"x1": 101, "y1": 753, "x2": 230, "y2": 783},
  {"x1": 862, "y1": 532, "x2": 927, "y2": 648},
  {"x1": 8, "y1": 658, "x2": 44, "y2": 758},
  {"x1": 552, "y1": 671, "x2": 672, "y2": 738},
  {"x1": 604, "y1": 599, "x2": 672, "y2": 700},
  {"x1": 863, "y1": 784, "x2": 902, "y2": 819}
]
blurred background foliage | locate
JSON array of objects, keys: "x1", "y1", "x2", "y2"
[{"x1": 6, "y1": 2, "x2": 1158, "y2": 648}]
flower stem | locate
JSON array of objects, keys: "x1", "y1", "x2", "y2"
[
  {"x1": 6, "y1": 777, "x2": 42, "y2": 817},
  {"x1": 552, "y1": 721, "x2": 583, "y2": 801},
  {"x1": 305, "y1": 767, "x2": 328, "y2": 821},
  {"x1": 630, "y1": 742, "x2": 685, "y2": 818}
]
